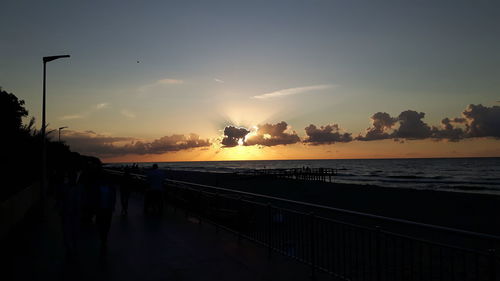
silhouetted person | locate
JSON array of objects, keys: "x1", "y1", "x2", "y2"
[
  {"x1": 96, "y1": 173, "x2": 116, "y2": 252},
  {"x1": 81, "y1": 162, "x2": 101, "y2": 224},
  {"x1": 56, "y1": 166, "x2": 83, "y2": 260},
  {"x1": 120, "y1": 168, "x2": 133, "y2": 215},
  {"x1": 144, "y1": 164, "x2": 166, "y2": 214}
]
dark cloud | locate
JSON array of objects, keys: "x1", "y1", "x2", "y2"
[
  {"x1": 63, "y1": 130, "x2": 211, "y2": 157},
  {"x1": 64, "y1": 104, "x2": 500, "y2": 156},
  {"x1": 393, "y1": 110, "x2": 432, "y2": 139},
  {"x1": 147, "y1": 134, "x2": 211, "y2": 153},
  {"x1": 253, "y1": 104, "x2": 499, "y2": 146},
  {"x1": 221, "y1": 126, "x2": 250, "y2": 147},
  {"x1": 430, "y1": 117, "x2": 465, "y2": 142},
  {"x1": 61, "y1": 130, "x2": 133, "y2": 153},
  {"x1": 461, "y1": 104, "x2": 500, "y2": 138},
  {"x1": 428, "y1": 104, "x2": 500, "y2": 141},
  {"x1": 356, "y1": 105, "x2": 500, "y2": 142},
  {"x1": 356, "y1": 112, "x2": 397, "y2": 141},
  {"x1": 244, "y1": 121, "x2": 300, "y2": 146},
  {"x1": 358, "y1": 110, "x2": 433, "y2": 140},
  {"x1": 304, "y1": 124, "x2": 352, "y2": 145}
]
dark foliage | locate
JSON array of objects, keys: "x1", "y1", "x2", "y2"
[
  {"x1": 1, "y1": 87, "x2": 101, "y2": 201},
  {"x1": 0, "y1": 87, "x2": 28, "y2": 135}
]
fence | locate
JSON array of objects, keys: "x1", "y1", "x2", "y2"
[{"x1": 107, "y1": 169, "x2": 500, "y2": 281}]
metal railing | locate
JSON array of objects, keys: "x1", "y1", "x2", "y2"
[{"x1": 107, "y1": 169, "x2": 500, "y2": 281}]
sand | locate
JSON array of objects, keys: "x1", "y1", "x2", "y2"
[{"x1": 161, "y1": 170, "x2": 500, "y2": 237}]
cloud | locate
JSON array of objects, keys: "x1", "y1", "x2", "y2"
[
  {"x1": 95, "y1": 103, "x2": 109, "y2": 110},
  {"x1": 157, "y1": 78, "x2": 184, "y2": 85},
  {"x1": 60, "y1": 130, "x2": 133, "y2": 156},
  {"x1": 356, "y1": 110, "x2": 451, "y2": 141},
  {"x1": 222, "y1": 104, "x2": 499, "y2": 147},
  {"x1": 143, "y1": 133, "x2": 210, "y2": 154},
  {"x1": 253, "y1": 84, "x2": 333, "y2": 99},
  {"x1": 59, "y1": 103, "x2": 109, "y2": 120},
  {"x1": 214, "y1": 78, "x2": 224, "y2": 83},
  {"x1": 138, "y1": 78, "x2": 184, "y2": 94},
  {"x1": 393, "y1": 110, "x2": 432, "y2": 140},
  {"x1": 62, "y1": 130, "x2": 210, "y2": 158},
  {"x1": 244, "y1": 121, "x2": 300, "y2": 146},
  {"x1": 356, "y1": 112, "x2": 397, "y2": 141},
  {"x1": 461, "y1": 104, "x2": 500, "y2": 138},
  {"x1": 430, "y1": 117, "x2": 466, "y2": 142},
  {"x1": 427, "y1": 104, "x2": 500, "y2": 141},
  {"x1": 121, "y1": 109, "x2": 136, "y2": 119},
  {"x1": 221, "y1": 126, "x2": 250, "y2": 147},
  {"x1": 356, "y1": 104, "x2": 500, "y2": 142},
  {"x1": 304, "y1": 124, "x2": 352, "y2": 145},
  {"x1": 62, "y1": 104, "x2": 500, "y2": 156}
]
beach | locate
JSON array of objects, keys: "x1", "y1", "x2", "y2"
[{"x1": 162, "y1": 169, "x2": 500, "y2": 236}]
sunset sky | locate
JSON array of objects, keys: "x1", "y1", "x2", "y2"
[{"x1": 1, "y1": 0, "x2": 499, "y2": 162}]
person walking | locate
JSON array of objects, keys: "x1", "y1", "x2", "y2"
[{"x1": 56, "y1": 165, "x2": 83, "y2": 261}]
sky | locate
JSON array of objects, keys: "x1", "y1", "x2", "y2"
[{"x1": 1, "y1": 0, "x2": 499, "y2": 162}]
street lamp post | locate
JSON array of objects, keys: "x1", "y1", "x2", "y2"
[
  {"x1": 58, "y1": 126, "x2": 68, "y2": 142},
  {"x1": 41, "y1": 55, "x2": 70, "y2": 210}
]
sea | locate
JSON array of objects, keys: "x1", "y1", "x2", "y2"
[{"x1": 106, "y1": 158, "x2": 500, "y2": 195}]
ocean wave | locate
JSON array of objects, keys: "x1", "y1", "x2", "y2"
[{"x1": 111, "y1": 158, "x2": 500, "y2": 193}]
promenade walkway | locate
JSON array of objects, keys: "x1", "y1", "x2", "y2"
[{"x1": 2, "y1": 193, "x2": 328, "y2": 281}]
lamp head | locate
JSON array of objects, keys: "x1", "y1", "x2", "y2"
[{"x1": 43, "y1": 55, "x2": 70, "y2": 63}]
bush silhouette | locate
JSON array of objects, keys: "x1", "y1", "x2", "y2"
[{"x1": 0, "y1": 87, "x2": 100, "y2": 200}]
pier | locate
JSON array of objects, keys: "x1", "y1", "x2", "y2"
[{"x1": 249, "y1": 167, "x2": 338, "y2": 182}]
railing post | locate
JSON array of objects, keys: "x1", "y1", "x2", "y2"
[
  {"x1": 238, "y1": 196, "x2": 242, "y2": 243},
  {"x1": 215, "y1": 192, "x2": 219, "y2": 234},
  {"x1": 489, "y1": 248, "x2": 496, "y2": 281},
  {"x1": 173, "y1": 186, "x2": 177, "y2": 213},
  {"x1": 185, "y1": 189, "x2": 189, "y2": 218},
  {"x1": 375, "y1": 226, "x2": 382, "y2": 281},
  {"x1": 268, "y1": 203, "x2": 272, "y2": 258},
  {"x1": 310, "y1": 212, "x2": 316, "y2": 281},
  {"x1": 198, "y1": 189, "x2": 203, "y2": 225}
]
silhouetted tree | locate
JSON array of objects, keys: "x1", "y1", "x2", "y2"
[
  {"x1": 0, "y1": 87, "x2": 102, "y2": 200},
  {"x1": 1, "y1": 87, "x2": 29, "y2": 135}
]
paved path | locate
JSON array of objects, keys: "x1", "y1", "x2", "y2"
[{"x1": 3, "y1": 193, "x2": 328, "y2": 281}]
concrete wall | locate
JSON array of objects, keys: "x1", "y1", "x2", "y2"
[{"x1": 0, "y1": 183, "x2": 40, "y2": 240}]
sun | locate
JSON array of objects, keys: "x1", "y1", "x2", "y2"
[{"x1": 243, "y1": 126, "x2": 259, "y2": 143}]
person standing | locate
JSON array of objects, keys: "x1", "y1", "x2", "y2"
[
  {"x1": 120, "y1": 168, "x2": 133, "y2": 215},
  {"x1": 96, "y1": 172, "x2": 116, "y2": 252},
  {"x1": 145, "y1": 164, "x2": 166, "y2": 214}
]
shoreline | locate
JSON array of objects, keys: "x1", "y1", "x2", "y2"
[
  {"x1": 159, "y1": 169, "x2": 500, "y2": 236},
  {"x1": 104, "y1": 158, "x2": 500, "y2": 196}
]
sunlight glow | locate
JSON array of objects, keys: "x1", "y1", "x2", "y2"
[
  {"x1": 243, "y1": 126, "x2": 259, "y2": 143},
  {"x1": 219, "y1": 102, "x2": 277, "y2": 129}
]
